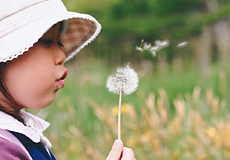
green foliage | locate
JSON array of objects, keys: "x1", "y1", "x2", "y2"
[
  {"x1": 110, "y1": 0, "x2": 150, "y2": 20},
  {"x1": 152, "y1": 0, "x2": 204, "y2": 16},
  {"x1": 62, "y1": 0, "x2": 230, "y2": 62}
]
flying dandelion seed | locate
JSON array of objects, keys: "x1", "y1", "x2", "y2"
[
  {"x1": 135, "y1": 39, "x2": 170, "y2": 57},
  {"x1": 177, "y1": 41, "x2": 188, "y2": 48},
  {"x1": 149, "y1": 47, "x2": 157, "y2": 57},
  {"x1": 159, "y1": 39, "x2": 170, "y2": 47},
  {"x1": 154, "y1": 40, "x2": 162, "y2": 47},
  {"x1": 135, "y1": 46, "x2": 143, "y2": 52},
  {"x1": 135, "y1": 39, "x2": 144, "y2": 52},
  {"x1": 143, "y1": 42, "x2": 151, "y2": 50},
  {"x1": 106, "y1": 65, "x2": 139, "y2": 140}
]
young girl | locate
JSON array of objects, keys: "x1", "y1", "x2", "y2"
[{"x1": 0, "y1": 0, "x2": 136, "y2": 159}]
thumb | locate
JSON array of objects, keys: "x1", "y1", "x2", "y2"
[{"x1": 106, "y1": 139, "x2": 123, "y2": 160}]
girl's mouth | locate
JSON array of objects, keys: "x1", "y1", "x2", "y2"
[
  {"x1": 57, "y1": 69, "x2": 68, "y2": 89},
  {"x1": 57, "y1": 79, "x2": 65, "y2": 89},
  {"x1": 61, "y1": 69, "x2": 68, "y2": 80}
]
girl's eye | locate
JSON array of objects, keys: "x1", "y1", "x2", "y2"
[
  {"x1": 39, "y1": 39, "x2": 64, "y2": 49},
  {"x1": 39, "y1": 39, "x2": 54, "y2": 47},
  {"x1": 58, "y1": 41, "x2": 64, "y2": 48}
]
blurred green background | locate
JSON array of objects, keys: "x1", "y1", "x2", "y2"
[
  {"x1": 62, "y1": 0, "x2": 230, "y2": 65},
  {"x1": 30, "y1": 0, "x2": 230, "y2": 159}
]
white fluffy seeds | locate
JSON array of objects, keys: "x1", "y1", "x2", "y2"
[
  {"x1": 135, "y1": 39, "x2": 169, "y2": 57},
  {"x1": 106, "y1": 65, "x2": 139, "y2": 95}
]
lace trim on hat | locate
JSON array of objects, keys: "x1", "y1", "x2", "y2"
[
  {"x1": 0, "y1": 16, "x2": 101, "y2": 63},
  {"x1": 63, "y1": 18, "x2": 102, "y2": 62},
  {"x1": 0, "y1": 44, "x2": 34, "y2": 63}
]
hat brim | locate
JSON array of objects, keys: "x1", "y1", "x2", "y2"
[{"x1": 0, "y1": 10, "x2": 101, "y2": 63}]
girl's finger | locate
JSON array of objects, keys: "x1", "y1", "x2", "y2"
[
  {"x1": 106, "y1": 139, "x2": 123, "y2": 160},
  {"x1": 121, "y1": 147, "x2": 136, "y2": 160}
]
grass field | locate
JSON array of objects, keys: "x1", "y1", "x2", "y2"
[{"x1": 29, "y1": 57, "x2": 230, "y2": 159}]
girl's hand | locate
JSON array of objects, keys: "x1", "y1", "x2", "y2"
[{"x1": 106, "y1": 139, "x2": 136, "y2": 160}]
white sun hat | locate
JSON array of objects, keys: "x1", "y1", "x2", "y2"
[{"x1": 0, "y1": 0, "x2": 102, "y2": 63}]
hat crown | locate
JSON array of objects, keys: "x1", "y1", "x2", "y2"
[
  {"x1": 0, "y1": 0, "x2": 47, "y2": 20},
  {"x1": 0, "y1": 0, "x2": 101, "y2": 63}
]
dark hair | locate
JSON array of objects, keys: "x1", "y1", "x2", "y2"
[{"x1": 0, "y1": 63, "x2": 24, "y2": 123}]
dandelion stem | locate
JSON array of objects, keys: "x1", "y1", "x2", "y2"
[
  {"x1": 118, "y1": 88, "x2": 122, "y2": 140},
  {"x1": 140, "y1": 39, "x2": 144, "y2": 48}
]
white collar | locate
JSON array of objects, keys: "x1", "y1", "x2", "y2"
[{"x1": 0, "y1": 110, "x2": 50, "y2": 144}]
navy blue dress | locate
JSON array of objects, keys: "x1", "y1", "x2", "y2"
[{"x1": 9, "y1": 131, "x2": 56, "y2": 160}]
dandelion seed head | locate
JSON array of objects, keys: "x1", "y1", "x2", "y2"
[{"x1": 106, "y1": 65, "x2": 139, "y2": 95}]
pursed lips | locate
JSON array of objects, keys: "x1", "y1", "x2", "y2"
[{"x1": 56, "y1": 69, "x2": 68, "y2": 89}]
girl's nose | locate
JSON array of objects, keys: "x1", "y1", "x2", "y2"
[{"x1": 54, "y1": 45, "x2": 66, "y2": 65}]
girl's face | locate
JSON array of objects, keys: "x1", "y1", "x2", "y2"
[{"x1": 2, "y1": 23, "x2": 68, "y2": 112}]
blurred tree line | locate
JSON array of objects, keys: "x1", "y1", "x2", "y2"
[{"x1": 63, "y1": 0, "x2": 230, "y2": 70}]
